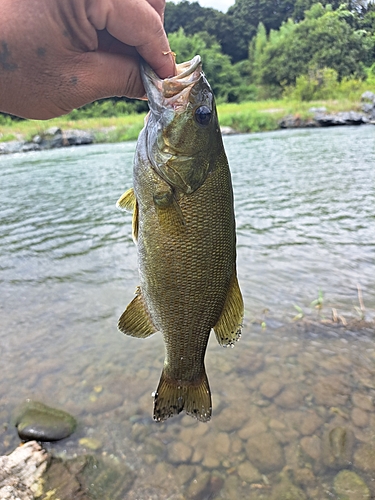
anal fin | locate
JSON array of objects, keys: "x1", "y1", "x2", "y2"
[
  {"x1": 213, "y1": 271, "x2": 244, "y2": 347},
  {"x1": 118, "y1": 287, "x2": 157, "y2": 338},
  {"x1": 153, "y1": 370, "x2": 211, "y2": 422}
]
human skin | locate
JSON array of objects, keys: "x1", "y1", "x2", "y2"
[{"x1": 0, "y1": 0, "x2": 176, "y2": 119}]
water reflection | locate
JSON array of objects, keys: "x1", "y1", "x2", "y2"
[{"x1": 0, "y1": 126, "x2": 374, "y2": 498}]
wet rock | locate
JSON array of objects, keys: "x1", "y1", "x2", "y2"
[
  {"x1": 43, "y1": 453, "x2": 135, "y2": 500},
  {"x1": 86, "y1": 391, "x2": 124, "y2": 415},
  {"x1": 215, "y1": 406, "x2": 249, "y2": 432},
  {"x1": 79, "y1": 437, "x2": 103, "y2": 451},
  {"x1": 334, "y1": 470, "x2": 370, "y2": 500},
  {"x1": 352, "y1": 393, "x2": 374, "y2": 412},
  {"x1": 175, "y1": 464, "x2": 196, "y2": 487},
  {"x1": 300, "y1": 436, "x2": 322, "y2": 461},
  {"x1": 361, "y1": 91, "x2": 375, "y2": 102},
  {"x1": 220, "y1": 126, "x2": 237, "y2": 135},
  {"x1": 237, "y1": 460, "x2": 262, "y2": 483},
  {"x1": 293, "y1": 468, "x2": 316, "y2": 487},
  {"x1": 279, "y1": 115, "x2": 316, "y2": 129},
  {"x1": 322, "y1": 427, "x2": 355, "y2": 469},
  {"x1": 351, "y1": 408, "x2": 369, "y2": 428},
  {"x1": 39, "y1": 127, "x2": 64, "y2": 149},
  {"x1": 245, "y1": 432, "x2": 285, "y2": 473},
  {"x1": 14, "y1": 401, "x2": 76, "y2": 442},
  {"x1": 260, "y1": 380, "x2": 284, "y2": 399},
  {"x1": 0, "y1": 441, "x2": 48, "y2": 500},
  {"x1": 271, "y1": 476, "x2": 307, "y2": 500},
  {"x1": 63, "y1": 129, "x2": 94, "y2": 146},
  {"x1": 238, "y1": 420, "x2": 268, "y2": 440},
  {"x1": 314, "y1": 111, "x2": 368, "y2": 126},
  {"x1": 312, "y1": 375, "x2": 350, "y2": 406},
  {"x1": 353, "y1": 443, "x2": 375, "y2": 473},
  {"x1": 186, "y1": 471, "x2": 211, "y2": 499},
  {"x1": 0, "y1": 141, "x2": 25, "y2": 155},
  {"x1": 168, "y1": 441, "x2": 193, "y2": 463},
  {"x1": 274, "y1": 386, "x2": 303, "y2": 409},
  {"x1": 300, "y1": 411, "x2": 324, "y2": 436}
]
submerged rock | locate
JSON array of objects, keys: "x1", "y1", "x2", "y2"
[
  {"x1": 353, "y1": 443, "x2": 375, "y2": 473},
  {"x1": 14, "y1": 400, "x2": 76, "y2": 442},
  {"x1": 245, "y1": 432, "x2": 285, "y2": 473},
  {"x1": 334, "y1": 470, "x2": 370, "y2": 500},
  {"x1": 321, "y1": 427, "x2": 355, "y2": 469}
]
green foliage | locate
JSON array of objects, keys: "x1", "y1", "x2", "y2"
[
  {"x1": 252, "y1": 4, "x2": 374, "y2": 87},
  {"x1": 219, "y1": 110, "x2": 278, "y2": 132}
]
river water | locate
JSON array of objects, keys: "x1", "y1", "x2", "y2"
[{"x1": 1, "y1": 126, "x2": 374, "y2": 499}]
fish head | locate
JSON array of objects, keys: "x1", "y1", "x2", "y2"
[{"x1": 142, "y1": 55, "x2": 220, "y2": 195}]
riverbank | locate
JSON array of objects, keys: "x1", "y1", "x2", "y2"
[{"x1": 1, "y1": 95, "x2": 374, "y2": 155}]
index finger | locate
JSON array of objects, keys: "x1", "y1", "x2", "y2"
[{"x1": 87, "y1": 0, "x2": 176, "y2": 79}]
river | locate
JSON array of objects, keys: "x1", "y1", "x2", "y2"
[{"x1": 1, "y1": 125, "x2": 374, "y2": 499}]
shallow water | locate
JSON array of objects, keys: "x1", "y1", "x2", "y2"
[{"x1": 1, "y1": 126, "x2": 375, "y2": 499}]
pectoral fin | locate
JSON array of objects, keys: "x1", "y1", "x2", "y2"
[
  {"x1": 118, "y1": 287, "x2": 157, "y2": 338},
  {"x1": 116, "y1": 188, "x2": 138, "y2": 242},
  {"x1": 213, "y1": 271, "x2": 244, "y2": 347}
]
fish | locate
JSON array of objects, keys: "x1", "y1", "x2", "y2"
[{"x1": 117, "y1": 55, "x2": 243, "y2": 422}]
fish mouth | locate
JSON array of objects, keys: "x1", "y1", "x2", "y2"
[{"x1": 142, "y1": 56, "x2": 202, "y2": 110}]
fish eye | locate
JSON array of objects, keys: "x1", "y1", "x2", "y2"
[{"x1": 194, "y1": 105, "x2": 211, "y2": 126}]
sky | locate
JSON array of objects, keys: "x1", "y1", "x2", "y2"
[{"x1": 170, "y1": 0, "x2": 236, "y2": 13}]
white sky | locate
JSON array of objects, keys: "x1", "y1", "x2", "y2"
[{"x1": 170, "y1": 0, "x2": 236, "y2": 13}]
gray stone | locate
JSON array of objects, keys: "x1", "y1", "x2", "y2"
[
  {"x1": 168, "y1": 441, "x2": 193, "y2": 463},
  {"x1": 352, "y1": 393, "x2": 374, "y2": 412},
  {"x1": 314, "y1": 111, "x2": 368, "y2": 126},
  {"x1": 351, "y1": 408, "x2": 369, "y2": 428},
  {"x1": 354, "y1": 443, "x2": 375, "y2": 473},
  {"x1": 309, "y1": 106, "x2": 327, "y2": 113},
  {"x1": 14, "y1": 401, "x2": 76, "y2": 442},
  {"x1": 260, "y1": 380, "x2": 283, "y2": 399},
  {"x1": 0, "y1": 141, "x2": 25, "y2": 155},
  {"x1": 334, "y1": 470, "x2": 370, "y2": 500},
  {"x1": 63, "y1": 129, "x2": 94, "y2": 146},
  {"x1": 21, "y1": 143, "x2": 41, "y2": 152},
  {"x1": 186, "y1": 471, "x2": 211, "y2": 499},
  {"x1": 300, "y1": 435, "x2": 322, "y2": 461},
  {"x1": 361, "y1": 91, "x2": 375, "y2": 102},
  {"x1": 237, "y1": 461, "x2": 262, "y2": 483},
  {"x1": 245, "y1": 432, "x2": 285, "y2": 473}
]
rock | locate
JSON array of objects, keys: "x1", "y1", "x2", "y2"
[
  {"x1": 21, "y1": 143, "x2": 41, "y2": 153},
  {"x1": 333, "y1": 470, "x2": 370, "y2": 500},
  {"x1": 352, "y1": 393, "x2": 374, "y2": 412},
  {"x1": 39, "y1": 128, "x2": 63, "y2": 149},
  {"x1": 79, "y1": 437, "x2": 103, "y2": 451},
  {"x1": 168, "y1": 441, "x2": 193, "y2": 463},
  {"x1": 260, "y1": 380, "x2": 284, "y2": 399},
  {"x1": 0, "y1": 441, "x2": 48, "y2": 500},
  {"x1": 293, "y1": 468, "x2": 316, "y2": 487},
  {"x1": 220, "y1": 126, "x2": 237, "y2": 135},
  {"x1": 300, "y1": 411, "x2": 324, "y2": 436},
  {"x1": 43, "y1": 453, "x2": 135, "y2": 500},
  {"x1": 245, "y1": 433, "x2": 285, "y2": 473},
  {"x1": 300, "y1": 436, "x2": 322, "y2": 461},
  {"x1": 351, "y1": 408, "x2": 369, "y2": 428},
  {"x1": 313, "y1": 375, "x2": 350, "y2": 406},
  {"x1": 238, "y1": 420, "x2": 268, "y2": 440},
  {"x1": 314, "y1": 111, "x2": 368, "y2": 126},
  {"x1": 353, "y1": 443, "x2": 375, "y2": 473},
  {"x1": 175, "y1": 465, "x2": 196, "y2": 487},
  {"x1": 322, "y1": 427, "x2": 355, "y2": 469},
  {"x1": 237, "y1": 461, "x2": 262, "y2": 483},
  {"x1": 361, "y1": 91, "x2": 375, "y2": 102},
  {"x1": 271, "y1": 476, "x2": 307, "y2": 500},
  {"x1": 279, "y1": 115, "x2": 316, "y2": 129},
  {"x1": 215, "y1": 406, "x2": 249, "y2": 432},
  {"x1": 0, "y1": 141, "x2": 25, "y2": 155},
  {"x1": 14, "y1": 401, "x2": 76, "y2": 442},
  {"x1": 274, "y1": 386, "x2": 303, "y2": 409},
  {"x1": 63, "y1": 129, "x2": 94, "y2": 146},
  {"x1": 186, "y1": 471, "x2": 211, "y2": 499}
]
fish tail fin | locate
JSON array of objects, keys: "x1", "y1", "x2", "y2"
[{"x1": 153, "y1": 369, "x2": 212, "y2": 423}]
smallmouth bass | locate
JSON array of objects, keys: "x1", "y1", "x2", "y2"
[{"x1": 117, "y1": 56, "x2": 243, "y2": 422}]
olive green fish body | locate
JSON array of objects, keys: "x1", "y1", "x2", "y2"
[{"x1": 117, "y1": 56, "x2": 243, "y2": 422}]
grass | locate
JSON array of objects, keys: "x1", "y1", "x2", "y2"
[{"x1": 0, "y1": 97, "x2": 365, "y2": 143}]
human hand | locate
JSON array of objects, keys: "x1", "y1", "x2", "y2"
[{"x1": 0, "y1": 0, "x2": 176, "y2": 119}]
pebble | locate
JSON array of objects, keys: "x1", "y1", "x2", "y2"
[
  {"x1": 259, "y1": 380, "x2": 283, "y2": 399},
  {"x1": 312, "y1": 375, "x2": 350, "y2": 406},
  {"x1": 300, "y1": 435, "x2": 322, "y2": 461},
  {"x1": 186, "y1": 471, "x2": 211, "y2": 499},
  {"x1": 168, "y1": 441, "x2": 193, "y2": 463},
  {"x1": 274, "y1": 386, "x2": 303, "y2": 409},
  {"x1": 352, "y1": 393, "x2": 374, "y2": 411},
  {"x1": 214, "y1": 406, "x2": 249, "y2": 432},
  {"x1": 334, "y1": 470, "x2": 370, "y2": 499},
  {"x1": 79, "y1": 437, "x2": 103, "y2": 450},
  {"x1": 14, "y1": 401, "x2": 76, "y2": 442},
  {"x1": 351, "y1": 408, "x2": 369, "y2": 428},
  {"x1": 238, "y1": 420, "x2": 268, "y2": 440},
  {"x1": 245, "y1": 432, "x2": 285, "y2": 473},
  {"x1": 353, "y1": 443, "x2": 375, "y2": 473},
  {"x1": 299, "y1": 411, "x2": 324, "y2": 436},
  {"x1": 293, "y1": 467, "x2": 316, "y2": 487},
  {"x1": 321, "y1": 427, "x2": 355, "y2": 469},
  {"x1": 237, "y1": 460, "x2": 262, "y2": 483}
]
